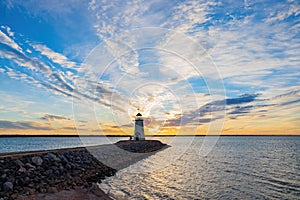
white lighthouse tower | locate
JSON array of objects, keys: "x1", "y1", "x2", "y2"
[{"x1": 134, "y1": 113, "x2": 145, "y2": 140}]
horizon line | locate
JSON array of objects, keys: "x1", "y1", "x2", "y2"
[{"x1": 0, "y1": 134, "x2": 300, "y2": 137}]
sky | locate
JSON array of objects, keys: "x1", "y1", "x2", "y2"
[{"x1": 0, "y1": 0, "x2": 299, "y2": 135}]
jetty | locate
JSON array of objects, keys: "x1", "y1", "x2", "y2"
[{"x1": 0, "y1": 140, "x2": 167, "y2": 200}]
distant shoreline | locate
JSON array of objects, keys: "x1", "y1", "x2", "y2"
[{"x1": 0, "y1": 134, "x2": 299, "y2": 137}]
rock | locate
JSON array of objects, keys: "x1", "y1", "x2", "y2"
[
  {"x1": 15, "y1": 159, "x2": 25, "y2": 167},
  {"x1": 72, "y1": 163, "x2": 80, "y2": 170},
  {"x1": 3, "y1": 181, "x2": 13, "y2": 191},
  {"x1": 48, "y1": 187, "x2": 58, "y2": 193},
  {"x1": 0, "y1": 145, "x2": 129, "y2": 199},
  {"x1": 7, "y1": 177, "x2": 15, "y2": 183},
  {"x1": 44, "y1": 169, "x2": 53, "y2": 177},
  {"x1": 24, "y1": 187, "x2": 35, "y2": 195},
  {"x1": 1, "y1": 173, "x2": 7, "y2": 179},
  {"x1": 115, "y1": 140, "x2": 166, "y2": 153},
  {"x1": 14, "y1": 185, "x2": 23, "y2": 192},
  {"x1": 31, "y1": 156, "x2": 43, "y2": 166},
  {"x1": 25, "y1": 163, "x2": 35, "y2": 168},
  {"x1": 18, "y1": 166, "x2": 27, "y2": 172},
  {"x1": 109, "y1": 189, "x2": 127, "y2": 199},
  {"x1": 46, "y1": 153, "x2": 61, "y2": 162},
  {"x1": 21, "y1": 177, "x2": 31, "y2": 186},
  {"x1": 59, "y1": 165, "x2": 65, "y2": 172},
  {"x1": 65, "y1": 163, "x2": 72, "y2": 170},
  {"x1": 75, "y1": 156, "x2": 81, "y2": 163},
  {"x1": 57, "y1": 153, "x2": 68, "y2": 163},
  {"x1": 38, "y1": 187, "x2": 47, "y2": 193},
  {"x1": 25, "y1": 163, "x2": 36, "y2": 170}
]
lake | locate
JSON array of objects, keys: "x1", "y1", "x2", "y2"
[
  {"x1": 1, "y1": 136, "x2": 299, "y2": 199},
  {"x1": 0, "y1": 136, "x2": 123, "y2": 153},
  {"x1": 100, "y1": 136, "x2": 300, "y2": 199}
]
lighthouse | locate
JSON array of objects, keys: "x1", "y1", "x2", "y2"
[{"x1": 134, "y1": 113, "x2": 145, "y2": 140}]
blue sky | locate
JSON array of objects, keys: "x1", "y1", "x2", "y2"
[{"x1": 0, "y1": 0, "x2": 299, "y2": 135}]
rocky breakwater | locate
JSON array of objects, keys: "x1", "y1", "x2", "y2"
[
  {"x1": 0, "y1": 140, "x2": 167, "y2": 200},
  {"x1": 0, "y1": 148, "x2": 116, "y2": 200},
  {"x1": 116, "y1": 140, "x2": 167, "y2": 153}
]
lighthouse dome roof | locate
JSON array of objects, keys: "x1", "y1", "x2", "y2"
[{"x1": 136, "y1": 113, "x2": 142, "y2": 116}]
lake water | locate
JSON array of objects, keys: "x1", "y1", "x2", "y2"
[
  {"x1": 99, "y1": 136, "x2": 300, "y2": 199},
  {"x1": 0, "y1": 136, "x2": 123, "y2": 153},
  {"x1": 1, "y1": 136, "x2": 299, "y2": 199}
]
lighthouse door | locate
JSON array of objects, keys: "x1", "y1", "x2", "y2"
[{"x1": 136, "y1": 132, "x2": 140, "y2": 141}]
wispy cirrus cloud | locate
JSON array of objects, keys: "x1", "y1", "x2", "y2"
[
  {"x1": 40, "y1": 114, "x2": 70, "y2": 121},
  {"x1": 264, "y1": 1, "x2": 300, "y2": 23},
  {"x1": 32, "y1": 44, "x2": 77, "y2": 69},
  {"x1": 0, "y1": 120, "x2": 53, "y2": 130},
  {"x1": 166, "y1": 94, "x2": 261, "y2": 126},
  {"x1": 0, "y1": 28, "x2": 23, "y2": 52},
  {"x1": 0, "y1": 27, "x2": 124, "y2": 112}
]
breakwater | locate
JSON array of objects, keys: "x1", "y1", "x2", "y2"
[{"x1": 0, "y1": 140, "x2": 167, "y2": 200}]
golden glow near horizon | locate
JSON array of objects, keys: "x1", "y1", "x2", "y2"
[{"x1": 1, "y1": 112, "x2": 299, "y2": 135}]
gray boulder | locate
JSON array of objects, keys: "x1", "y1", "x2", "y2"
[
  {"x1": 15, "y1": 159, "x2": 24, "y2": 167},
  {"x1": 3, "y1": 181, "x2": 13, "y2": 191},
  {"x1": 31, "y1": 156, "x2": 43, "y2": 166},
  {"x1": 25, "y1": 163, "x2": 36, "y2": 169},
  {"x1": 46, "y1": 153, "x2": 61, "y2": 162}
]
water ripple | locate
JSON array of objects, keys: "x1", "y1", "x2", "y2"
[{"x1": 100, "y1": 137, "x2": 300, "y2": 199}]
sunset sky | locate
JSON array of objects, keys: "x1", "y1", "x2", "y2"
[{"x1": 0, "y1": 0, "x2": 299, "y2": 135}]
